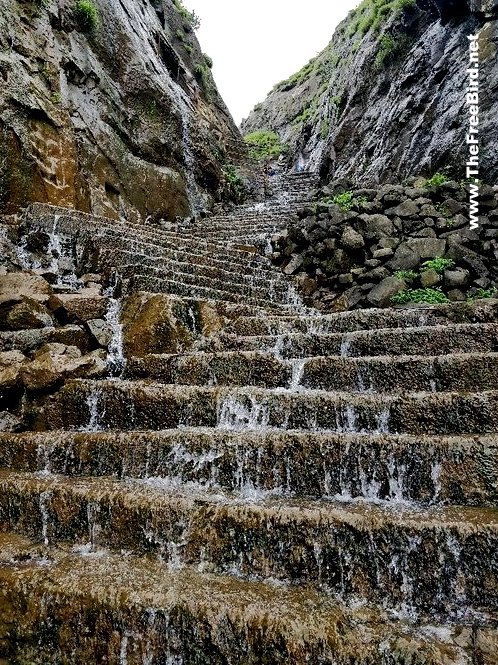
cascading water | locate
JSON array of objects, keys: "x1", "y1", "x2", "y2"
[
  {"x1": 103, "y1": 273, "x2": 126, "y2": 377},
  {"x1": 167, "y1": 83, "x2": 207, "y2": 216},
  {"x1": 217, "y1": 395, "x2": 270, "y2": 431}
]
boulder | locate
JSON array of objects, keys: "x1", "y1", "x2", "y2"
[
  {"x1": 0, "y1": 272, "x2": 53, "y2": 306},
  {"x1": 389, "y1": 244, "x2": 421, "y2": 271},
  {"x1": 405, "y1": 238, "x2": 446, "y2": 259},
  {"x1": 444, "y1": 269, "x2": 470, "y2": 288},
  {"x1": 358, "y1": 214, "x2": 394, "y2": 240},
  {"x1": 0, "y1": 350, "x2": 26, "y2": 392},
  {"x1": 49, "y1": 291, "x2": 110, "y2": 322},
  {"x1": 367, "y1": 277, "x2": 406, "y2": 308},
  {"x1": 4, "y1": 298, "x2": 54, "y2": 331},
  {"x1": 385, "y1": 200, "x2": 419, "y2": 218},
  {"x1": 420, "y1": 268, "x2": 441, "y2": 288},
  {"x1": 121, "y1": 294, "x2": 215, "y2": 357},
  {"x1": 283, "y1": 254, "x2": 304, "y2": 275},
  {"x1": 87, "y1": 319, "x2": 114, "y2": 347},
  {"x1": 340, "y1": 226, "x2": 365, "y2": 250},
  {"x1": 21, "y1": 344, "x2": 107, "y2": 391}
]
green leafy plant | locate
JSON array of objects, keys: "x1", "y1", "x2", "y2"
[
  {"x1": 243, "y1": 131, "x2": 287, "y2": 161},
  {"x1": 467, "y1": 288, "x2": 498, "y2": 302},
  {"x1": 421, "y1": 258, "x2": 455, "y2": 274},
  {"x1": 203, "y1": 53, "x2": 213, "y2": 69},
  {"x1": 436, "y1": 202, "x2": 452, "y2": 218},
  {"x1": 194, "y1": 64, "x2": 211, "y2": 95},
  {"x1": 394, "y1": 270, "x2": 417, "y2": 282},
  {"x1": 223, "y1": 164, "x2": 245, "y2": 202},
  {"x1": 173, "y1": 0, "x2": 200, "y2": 30},
  {"x1": 73, "y1": 0, "x2": 99, "y2": 32},
  {"x1": 320, "y1": 191, "x2": 367, "y2": 211},
  {"x1": 293, "y1": 106, "x2": 313, "y2": 126},
  {"x1": 375, "y1": 33, "x2": 396, "y2": 68},
  {"x1": 424, "y1": 172, "x2": 448, "y2": 188},
  {"x1": 391, "y1": 288, "x2": 450, "y2": 305}
]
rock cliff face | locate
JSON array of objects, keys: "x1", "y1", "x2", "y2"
[
  {"x1": 241, "y1": 0, "x2": 498, "y2": 185},
  {"x1": 0, "y1": 0, "x2": 244, "y2": 221}
]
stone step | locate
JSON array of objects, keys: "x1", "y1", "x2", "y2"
[
  {"x1": 218, "y1": 302, "x2": 498, "y2": 337},
  {"x1": 101, "y1": 246, "x2": 279, "y2": 281},
  {"x1": 25, "y1": 212, "x2": 269, "y2": 267},
  {"x1": 124, "y1": 351, "x2": 498, "y2": 393},
  {"x1": 116, "y1": 263, "x2": 292, "y2": 301},
  {"x1": 1, "y1": 471, "x2": 497, "y2": 615},
  {"x1": 1, "y1": 430, "x2": 496, "y2": 506},
  {"x1": 98, "y1": 226, "x2": 265, "y2": 260},
  {"x1": 98, "y1": 238, "x2": 278, "y2": 274},
  {"x1": 203, "y1": 323, "x2": 498, "y2": 358},
  {"x1": 127, "y1": 275, "x2": 300, "y2": 311},
  {"x1": 0, "y1": 533, "x2": 483, "y2": 665},
  {"x1": 44, "y1": 380, "x2": 498, "y2": 435}
]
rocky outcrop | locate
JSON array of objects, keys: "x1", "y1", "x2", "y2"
[
  {"x1": 271, "y1": 178, "x2": 498, "y2": 310},
  {"x1": 242, "y1": 0, "x2": 498, "y2": 185},
  {"x1": 0, "y1": 0, "x2": 244, "y2": 221}
]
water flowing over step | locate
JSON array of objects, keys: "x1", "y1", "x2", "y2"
[
  {"x1": 1, "y1": 534, "x2": 487, "y2": 665},
  {"x1": 1, "y1": 172, "x2": 498, "y2": 663}
]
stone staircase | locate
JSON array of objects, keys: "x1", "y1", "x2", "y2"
[{"x1": 1, "y1": 172, "x2": 498, "y2": 664}]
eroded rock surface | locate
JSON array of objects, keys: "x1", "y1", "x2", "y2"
[
  {"x1": 242, "y1": 1, "x2": 498, "y2": 184},
  {"x1": 0, "y1": 0, "x2": 244, "y2": 220}
]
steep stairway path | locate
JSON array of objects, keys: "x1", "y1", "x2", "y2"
[{"x1": 1, "y1": 172, "x2": 498, "y2": 663}]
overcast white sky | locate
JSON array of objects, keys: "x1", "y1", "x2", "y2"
[{"x1": 186, "y1": 0, "x2": 361, "y2": 126}]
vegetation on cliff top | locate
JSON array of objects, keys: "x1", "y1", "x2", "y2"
[
  {"x1": 243, "y1": 131, "x2": 287, "y2": 161},
  {"x1": 173, "y1": 0, "x2": 201, "y2": 31}
]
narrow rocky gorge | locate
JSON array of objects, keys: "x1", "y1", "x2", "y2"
[{"x1": 1, "y1": 172, "x2": 498, "y2": 663}]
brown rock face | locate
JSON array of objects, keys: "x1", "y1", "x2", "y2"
[
  {"x1": 20, "y1": 344, "x2": 107, "y2": 391},
  {"x1": 0, "y1": 273, "x2": 52, "y2": 306},
  {"x1": 0, "y1": 0, "x2": 244, "y2": 220},
  {"x1": 121, "y1": 293, "x2": 227, "y2": 357}
]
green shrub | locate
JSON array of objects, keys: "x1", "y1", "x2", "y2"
[
  {"x1": 375, "y1": 33, "x2": 396, "y2": 68},
  {"x1": 73, "y1": 0, "x2": 99, "y2": 32},
  {"x1": 194, "y1": 64, "x2": 211, "y2": 93},
  {"x1": 273, "y1": 59, "x2": 315, "y2": 93},
  {"x1": 203, "y1": 53, "x2": 213, "y2": 69},
  {"x1": 243, "y1": 131, "x2": 287, "y2": 161},
  {"x1": 424, "y1": 172, "x2": 448, "y2": 188},
  {"x1": 421, "y1": 258, "x2": 455, "y2": 274},
  {"x1": 391, "y1": 288, "x2": 450, "y2": 305},
  {"x1": 394, "y1": 270, "x2": 417, "y2": 282},
  {"x1": 223, "y1": 164, "x2": 245, "y2": 202},
  {"x1": 173, "y1": 0, "x2": 200, "y2": 30},
  {"x1": 292, "y1": 106, "x2": 313, "y2": 126},
  {"x1": 467, "y1": 288, "x2": 498, "y2": 302},
  {"x1": 320, "y1": 191, "x2": 367, "y2": 211}
]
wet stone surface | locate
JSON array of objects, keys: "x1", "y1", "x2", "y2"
[{"x1": 1, "y1": 177, "x2": 498, "y2": 662}]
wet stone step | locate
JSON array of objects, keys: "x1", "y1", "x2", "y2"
[
  {"x1": 1, "y1": 430, "x2": 497, "y2": 506},
  {"x1": 100, "y1": 247, "x2": 279, "y2": 282},
  {"x1": 44, "y1": 380, "x2": 498, "y2": 435},
  {"x1": 0, "y1": 534, "x2": 484, "y2": 665},
  {"x1": 123, "y1": 351, "x2": 498, "y2": 394},
  {"x1": 127, "y1": 275, "x2": 294, "y2": 311},
  {"x1": 204, "y1": 323, "x2": 498, "y2": 358},
  {"x1": 98, "y1": 235, "x2": 277, "y2": 271},
  {"x1": 219, "y1": 303, "x2": 498, "y2": 336},
  {"x1": 0, "y1": 472, "x2": 497, "y2": 616},
  {"x1": 116, "y1": 263, "x2": 292, "y2": 301},
  {"x1": 99, "y1": 230, "x2": 268, "y2": 265}
]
